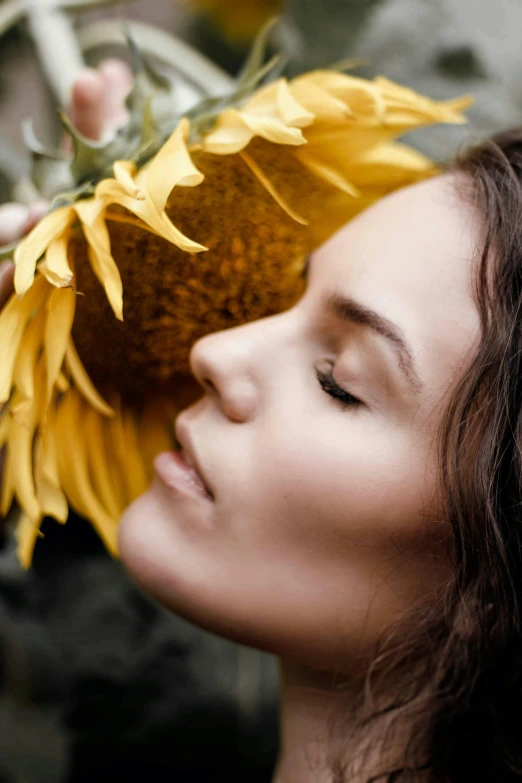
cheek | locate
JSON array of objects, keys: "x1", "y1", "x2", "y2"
[{"x1": 240, "y1": 417, "x2": 437, "y2": 559}]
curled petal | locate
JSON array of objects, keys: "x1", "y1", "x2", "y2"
[
  {"x1": 144, "y1": 118, "x2": 204, "y2": 215},
  {"x1": 76, "y1": 202, "x2": 123, "y2": 321},
  {"x1": 0, "y1": 275, "x2": 49, "y2": 404},
  {"x1": 45, "y1": 232, "x2": 74, "y2": 287},
  {"x1": 55, "y1": 390, "x2": 118, "y2": 556},
  {"x1": 240, "y1": 151, "x2": 309, "y2": 225},
  {"x1": 65, "y1": 339, "x2": 114, "y2": 417},
  {"x1": 45, "y1": 287, "x2": 76, "y2": 404},
  {"x1": 276, "y1": 80, "x2": 315, "y2": 128},
  {"x1": 295, "y1": 150, "x2": 360, "y2": 197},
  {"x1": 16, "y1": 514, "x2": 44, "y2": 571},
  {"x1": 203, "y1": 108, "x2": 255, "y2": 154},
  {"x1": 236, "y1": 111, "x2": 306, "y2": 146},
  {"x1": 84, "y1": 404, "x2": 124, "y2": 520},
  {"x1": 97, "y1": 178, "x2": 206, "y2": 253},
  {"x1": 35, "y1": 416, "x2": 68, "y2": 524},
  {"x1": 113, "y1": 160, "x2": 143, "y2": 199},
  {"x1": 14, "y1": 207, "x2": 74, "y2": 296},
  {"x1": 14, "y1": 306, "x2": 46, "y2": 403}
]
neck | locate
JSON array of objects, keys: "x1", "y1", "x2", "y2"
[
  {"x1": 273, "y1": 660, "x2": 357, "y2": 783},
  {"x1": 273, "y1": 659, "x2": 413, "y2": 783}
]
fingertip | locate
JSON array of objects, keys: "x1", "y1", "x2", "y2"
[
  {"x1": 70, "y1": 68, "x2": 106, "y2": 140},
  {"x1": 0, "y1": 204, "x2": 30, "y2": 246},
  {"x1": 24, "y1": 200, "x2": 48, "y2": 233},
  {"x1": 71, "y1": 68, "x2": 105, "y2": 107},
  {"x1": 99, "y1": 58, "x2": 133, "y2": 92}
]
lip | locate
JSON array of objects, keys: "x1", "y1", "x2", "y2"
[{"x1": 153, "y1": 418, "x2": 214, "y2": 501}]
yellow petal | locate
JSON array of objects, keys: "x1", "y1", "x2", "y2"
[
  {"x1": 96, "y1": 178, "x2": 207, "y2": 254},
  {"x1": 304, "y1": 71, "x2": 384, "y2": 117},
  {"x1": 291, "y1": 80, "x2": 353, "y2": 124},
  {"x1": 295, "y1": 150, "x2": 360, "y2": 197},
  {"x1": 340, "y1": 142, "x2": 436, "y2": 188},
  {"x1": 9, "y1": 363, "x2": 45, "y2": 522},
  {"x1": 56, "y1": 371, "x2": 70, "y2": 393},
  {"x1": 13, "y1": 306, "x2": 46, "y2": 402},
  {"x1": 72, "y1": 195, "x2": 105, "y2": 227},
  {"x1": 0, "y1": 414, "x2": 7, "y2": 448},
  {"x1": 121, "y1": 406, "x2": 149, "y2": 501},
  {"x1": 203, "y1": 108, "x2": 255, "y2": 154},
  {"x1": 139, "y1": 398, "x2": 176, "y2": 482},
  {"x1": 144, "y1": 118, "x2": 204, "y2": 215},
  {"x1": 45, "y1": 287, "x2": 76, "y2": 404},
  {"x1": 75, "y1": 204, "x2": 123, "y2": 320},
  {"x1": 84, "y1": 404, "x2": 124, "y2": 520},
  {"x1": 240, "y1": 151, "x2": 309, "y2": 225},
  {"x1": 109, "y1": 397, "x2": 148, "y2": 504},
  {"x1": 113, "y1": 160, "x2": 143, "y2": 199},
  {"x1": 0, "y1": 442, "x2": 14, "y2": 516},
  {"x1": 13, "y1": 207, "x2": 74, "y2": 296},
  {"x1": 34, "y1": 416, "x2": 68, "y2": 523},
  {"x1": 45, "y1": 231, "x2": 74, "y2": 287},
  {"x1": 0, "y1": 275, "x2": 49, "y2": 404},
  {"x1": 276, "y1": 79, "x2": 315, "y2": 128},
  {"x1": 55, "y1": 390, "x2": 118, "y2": 556},
  {"x1": 65, "y1": 339, "x2": 114, "y2": 417},
  {"x1": 16, "y1": 513, "x2": 43, "y2": 571},
  {"x1": 237, "y1": 111, "x2": 306, "y2": 146}
]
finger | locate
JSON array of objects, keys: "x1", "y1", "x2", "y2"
[
  {"x1": 69, "y1": 68, "x2": 106, "y2": 141},
  {"x1": 0, "y1": 260, "x2": 14, "y2": 308},
  {"x1": 24, "y1": 200, "x2": 49, "y2": 233},
  {"x1": 0, "y1": 204, "x2": 30, "y2": 246},
  {"x1": 99, "y1": 58, "x2": 132, "y2": 135}
]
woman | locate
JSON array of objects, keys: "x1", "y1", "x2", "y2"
[
  {"x1": 2, "y1": 81, "x2": 521, "y2": 781},
  {"x1": 118, "y1": 131, "x2": 522, "y2": 782}
]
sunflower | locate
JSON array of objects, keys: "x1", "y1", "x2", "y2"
[{"x1": 0, "y1": 38, "x2": 471, "y2": 567}]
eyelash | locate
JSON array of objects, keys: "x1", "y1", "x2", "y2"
[{"x1": 315, "y1": 367, "x2": 363, "y2": 410}]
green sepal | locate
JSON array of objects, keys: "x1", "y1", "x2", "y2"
[
  {"x1": 235, "y1": 16, "x2": 278, "y2": 89},
  {"x1": 58, "y1": 110, "x2": 129, "y2": 185}
]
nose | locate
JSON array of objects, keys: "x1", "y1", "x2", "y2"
[{"x1": 189, "y1": 324, "x2": 260, "y2": 423}]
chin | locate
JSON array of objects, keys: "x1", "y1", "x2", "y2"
[
  {"x1": 118, "y1": 489, "x2": 265, "y2": 650},
  {"x1": 118, "y1": 490, "x2": 167, "y2": 594},
  {"x1": 117, "y1": 485, "x2": 223, "y2": 635}
]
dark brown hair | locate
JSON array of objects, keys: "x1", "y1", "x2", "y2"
[{"x1": 337, "y1": 130, "x2": 522, "y2": 783}]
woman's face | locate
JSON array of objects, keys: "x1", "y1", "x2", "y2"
[{"x1": 119, "y1": 175, "x2": 480, "y2": 669}]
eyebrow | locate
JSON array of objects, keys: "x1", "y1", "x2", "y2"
[{"x1": 326, "y1": 293, "x2": 424, "y2": 394}]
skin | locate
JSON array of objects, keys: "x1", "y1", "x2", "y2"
[{"x1": 119, "y1": 175, "x2": 481, "y2": 682}]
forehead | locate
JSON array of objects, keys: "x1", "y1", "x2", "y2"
[{"x1": 311, "y1": 175, "x2": 481, "y2": 397}]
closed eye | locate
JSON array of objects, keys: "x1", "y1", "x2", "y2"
[{"x1": 315, "y1": 367, "x2": 363, "y2": 410}]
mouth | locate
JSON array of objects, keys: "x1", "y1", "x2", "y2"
[{"x1": 153, "y1": 418, "x2": 214, "y2": 502}]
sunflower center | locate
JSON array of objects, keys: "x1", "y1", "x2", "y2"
[{"x1": 71, "y1": 149, "x2": 309, "y2": 401}]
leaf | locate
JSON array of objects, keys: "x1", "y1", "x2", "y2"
[
  {"x1": 124, "y1": 32, "x2": 178, "y2": 152},
  {"x1": 236, "y1": 17, "x2": 279, "y2": 91},
  {"x1": 77, "y1": 19, "x2": 234, "y2": 96},
  {"x1": 22, "y1": 120, "x2": 74, "y2": 198},
  {"x1": 59, "y1": 110, "x2": 131, "y2": 185}
]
